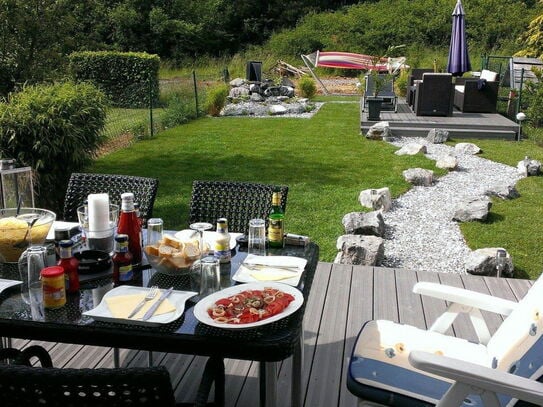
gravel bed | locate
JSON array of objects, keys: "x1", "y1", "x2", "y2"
[{"x1": 380, "y1": 137, "x2": 523, "y2": 274}]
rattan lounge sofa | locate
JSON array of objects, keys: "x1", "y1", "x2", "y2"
[{"x1": 453, "y1": 69, "x2": 499, "y2": 113}]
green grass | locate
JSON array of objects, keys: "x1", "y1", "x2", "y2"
[{"x1": 91, "y1": 100, "x2": 443, "y2": 262}]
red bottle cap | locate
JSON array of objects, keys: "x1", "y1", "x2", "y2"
[{"x1": 41, "y1": 266, "x2": 65, "y2": 278}]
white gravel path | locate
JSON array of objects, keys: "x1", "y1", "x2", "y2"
[{"x1": 380, "y1": 137, "x2": 523, "y2": 274}]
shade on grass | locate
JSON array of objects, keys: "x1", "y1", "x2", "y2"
[{"x1": 89, "y1": 101, "x2": 543, "y2": 279}]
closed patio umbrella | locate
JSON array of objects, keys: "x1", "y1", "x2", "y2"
[{"x1": 446, "y1": 0, "x2": 471, "y2": 76}]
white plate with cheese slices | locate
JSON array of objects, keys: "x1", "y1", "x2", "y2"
[
  {"x1": 83, "y1": 286, "x2": 197, "y2": 327},
  {"x1": 232, "y1": 255, "x2": 307, "y2": 286},
  {"x1": 174, "y1": 230, "x2": 242, "y2": 251}
]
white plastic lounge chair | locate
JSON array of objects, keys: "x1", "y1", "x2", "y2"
[{"x1": 348, "y1": 275, "x2": 543, "y2": 406}]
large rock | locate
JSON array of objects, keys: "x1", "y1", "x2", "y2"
[
  {"x1": 358, "y1": 187, "x2": 392, "y2": 212},
  {"x1": 229, "y1": 86, "x2": 249, "y2": 98},
  {"x1": 403, "y1": 168, "x2": 434, "y2": 186},
  {"x1": 365, "y1": 121, "x2": 391, "y2": 140},
  {"x1": 395, "y1": 143, "x2": 427, "y2": 156},
  {"x1": 426, "y1": 128, "x2": 449, "y2": 144},
  {"x1": 229, "y1": 78, "x2": 245, "y2": 87},
  {"x1": 452, "y1": 197, "x2": 492, "y2": 222},
  {"x1": 517, "y1": 156, "x2": 541, "y2": 176},
  {"x1": 435, "y1": 154, "x2": 458, "y2": 170},
  {"x1": 268, "y1": 105, "x2": 287, "y2": 115},
  {"x1": 342, "y1": 211, "x2": 385, "y2": 237},
  {"x1": 465, "y1": 248, "x2": 514, "y2": 276},
  {"x1": 455, "y1": 142, "x2": 481, "y2": 155},
  {"x1": 485, "y1": 184, "x2": 520, "y2": 200},
  {"x1": 334, "y1": 234, "x2": 384, "y2": 266}
]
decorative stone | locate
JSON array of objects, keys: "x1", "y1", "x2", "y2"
[
  {"x1": 455, "y1": 142, "x2": 481, "y2": 155},
  {"x1": 334, "y1": 234, "x2": 384, "y2": 266},
  {"x1": 250, "y1": 93, "x2": 264, "y2": 102},
  {"x1": 452, "y1": 197, "x2": 492, "y2": 222},
  {"x1": 358, "y1": 187, "x2": 392, "y2": 212},
  {"x1": 229, "y1": 86, "x2": 249, "y2": 98},
  {"x1": 465, "y1": 248, "x2": 514, "y2": 277},
  {"x1": 365, "y1": 121, "x2": 391, "y2": 140},
  {"x1": 281, "y1": 77, "x2": 296, "y2": 87},
  {"x1": 342, "y1": 211, "x2": 385, "y2": 237},
  {"x1": 395, "y1": 143, "x2": 427, "y2": 156},
  {"x1": 426, "y1": 128, "x2": 449, "y2": 144},
  {"x1": 403, "y1": 168, "x2": 434, "y2": 186},
  {"x1": 517, "y1": 156, "x2": 541, "y2": 176},
  {"x1": 485, "y1": 184, "x2": 520, "y2": 200},
  {"x1": 229, "y1": 78, "x2": 245, "y2": 87},
  {"x1": 435, "y1": 154, "x2": 458, "y2": 170},
  {"x1": 268, "y1": 105, "x2": 288, "y2": 115}
]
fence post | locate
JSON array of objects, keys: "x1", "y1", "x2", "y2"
[
  {"x1": 148, "y1": 74, "x2": 154, "y2": 138},
  {"x1": 192, "y1": 70, "x2": 199, "y2": 118}
]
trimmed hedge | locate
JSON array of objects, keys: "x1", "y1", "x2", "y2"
[
  {"x1": 69, "y1": 51, "x2": 160, "y2": 108},
  {"x1": 0, "y1": 82, "x2": 107, "y2": 213}
]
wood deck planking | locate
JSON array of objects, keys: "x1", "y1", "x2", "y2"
[{"x1": 10, "y1": 264, "x2": 534, "y2": 407}]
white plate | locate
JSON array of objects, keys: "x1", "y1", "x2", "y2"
[
  {"x1": 193, "y1": 282, "x2": 304, "y2": 329},
  {"x1": 174, "y1": 230, "x2": 241, "y2": 251},
  {"x1": 83, "y1": 286, "x2": 197, "y2": 327},
  {"x1": 232, "y1": 255, "x2": 307, "y2": 286}
]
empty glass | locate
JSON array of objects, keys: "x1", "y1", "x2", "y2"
[
  {"x1": 147, "y1": 218, "x2": 164, "y2": 247},
  {"x1": 18, "y1": 245, "x2": 47, "y2": 305},
  {"x1": 248, "y1": 218, "x2": 266, "y2": 256},
  {"x1": 191, "y1": 255, "x2": 220, "y2": 298}
]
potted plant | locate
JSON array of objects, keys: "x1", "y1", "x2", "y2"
[{"x1": 366, "y1": 64, "x2": 386, "y2": 121}]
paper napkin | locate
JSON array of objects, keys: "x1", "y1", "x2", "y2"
[{"x1": 105, "y1": 293, "x2": 176, "y2": 319}]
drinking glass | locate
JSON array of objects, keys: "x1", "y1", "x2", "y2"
[
  {"x1": 189, "y1": 222, "x2": 213, "y2": 258},
  {"x1": 191, "y1": 255, "x2": 220, "y2": 298},
  {"x1": 147, "y1": 218, "x2": 164, "y2": 247},
  {"x1": 248, "y1": 218, "x2": 266, "y2": 256},
  {"x1": 17, "y1": 245, "x2": 47, "y2": 305},
  {"x1": 77, "y1": 204, "x2": 119, "y2": 254}
]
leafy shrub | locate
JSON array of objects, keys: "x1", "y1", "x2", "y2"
[
  {"x1": 394, "y1": 69, "x2": 409, "y2": 98},
  {"x1": 523, "y1": 69, "x2": 543, "y2": 127},
  {"x1": 0, "y1": 82, "x2": 107, "y2": 213},
  {"x1": 162, "y1": 92, "x2": 199, "y2": 128},
  {"x1": 204, "y1": 84, "x2": 229, "y2": 116},
  {"x1": 298, "y1": 76, "x2": 317, "y2": 99},
  {"x1": 69, "y1": 51, "x2": 160, "y2": 108}
]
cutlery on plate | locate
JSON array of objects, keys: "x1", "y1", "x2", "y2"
[
  {"x1": 242, "y1": 263, "x2": 301, "y2": 272},
  {"x1": 142, "y1": 287, "x2": 174, "y2": 321},
  {"x1": 127, "y1": 286, "x2": 159, "y2": 319}
]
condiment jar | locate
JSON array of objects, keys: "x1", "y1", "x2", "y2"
[{"x1": 41, "y1": 266, "x2": 66, "y2": 309}]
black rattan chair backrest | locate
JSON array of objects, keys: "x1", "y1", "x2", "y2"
[
  {"x1": 0, "y1": 364, "x2": 176, "y2": 407},
  {"x1": 63, "y1": 173, "x2": 159, "y2": 226},
  {"x1": 189, "y1": 180, "x2": 288, "y2": 234}
]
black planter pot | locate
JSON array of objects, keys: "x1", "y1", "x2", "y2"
[{"x1": 367, "y1": 97, "x2": 383, "y2": 121}]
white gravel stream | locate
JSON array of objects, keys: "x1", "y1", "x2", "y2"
[{"x1": 379, "y1": 137, "x2": 523, "y2": 274}]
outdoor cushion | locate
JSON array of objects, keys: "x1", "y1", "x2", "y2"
[
  {"x1": 480, "y1": 69, "x2": 498, "y2": 82},
  {"x1": 348, "y1": 274, "x2": 543, "y2": 406}
]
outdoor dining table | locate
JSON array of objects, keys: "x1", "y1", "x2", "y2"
[{"x1": 0, "y1": 233, "x2": 319, "y2": 407}]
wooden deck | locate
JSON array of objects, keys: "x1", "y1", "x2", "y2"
[
  {"x1": 360, "y1": 99, "x2": 519, "y2": 140},
  {"x1": 11, "y1": 263, "x2": 533, "y2": 407}
]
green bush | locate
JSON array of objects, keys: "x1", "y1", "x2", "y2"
[
  {"x1": 204, "y1": 83, "x2": 229, "y2": 116},
  {"x1": 298, "y1": 76, "x2": 317, "y2": 99},
  {"x1": 162, "y1": 92, "x2": 199, "y2": 127},
  {"x1": 394, "y1": 69, "x2": 409, "y2": 97},
  {"x1": 0, "y1": 82, "x2": 107, "y2": 213},
  {"x1": 69, "y1": 51, "x2": 160, "y2": 108}
]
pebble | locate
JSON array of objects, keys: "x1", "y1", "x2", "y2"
[{"x1": 380, "y1": 137, "x2": 523, "y2": 274}]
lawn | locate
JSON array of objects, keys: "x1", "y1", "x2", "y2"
[{"x1": 89, "y1": 99, "x2": 543, "y2": 279}]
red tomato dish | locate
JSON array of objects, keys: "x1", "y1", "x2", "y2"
[{"x1": 207, "y1": 287, "x2": 295, "y2": 324}]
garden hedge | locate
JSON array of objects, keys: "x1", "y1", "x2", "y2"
[{"x1": 69, "y1": 51, "x2": 160, "y2": 108}]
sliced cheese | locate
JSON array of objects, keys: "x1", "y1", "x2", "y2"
[{"x1": 105, "y1": 293, "x2": 176, "y2": 319}]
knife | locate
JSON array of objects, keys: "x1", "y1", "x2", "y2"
[{"x1": 142, "y1": 287, "x2": 174, "y2": 321}]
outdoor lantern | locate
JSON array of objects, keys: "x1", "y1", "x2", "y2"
[
  {"x1": 516, "y1": 112, "x2": 527, "y2": 141},
  {"x1": 0, "y1": 159, "x2": 34, "y2": 209}
]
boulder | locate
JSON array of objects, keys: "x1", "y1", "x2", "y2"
[
  {"x1": 435, "y1": 154, "x2": 458, "y2": 170},
  {"x1": 403, "y1": 168, "x2": 434, "y2": 186},
  {"x1": 250, "y1": 93, "x2": 264, "y2": 102},
  {"x1": 229, "y1": 78, "x2": 245, "y2": 87},
  {"x1": 517, "y1": 156, "x2": 541, "y2": 176},
  {"x1": 485, "y1": 184, "x2": 520, "y2": 200},
  {"x1": 268, "y1": 105, "x2": 287, "y2": 115},
  {"x1": 365, "y1": 121, "x2": 391, "y2": 140},
  {"x1": 426, "y1": 128, "x2": 449, "y2": 144},
  {"x1": 229, "y1": 86, "x2": 249, "y2": 98},
  {"x1": 455, "y1": 142, "x2": 481, "y2": 155},
  {"x1": 452, "y1": 197, "x2": 492, "y2": 222},
  {"x1": 358, "y1": 187, "x2": 392, "y2": 212},
  {"x1": 465, "y1": 248, "x2": 514, "y2": 277},
  {"x1": 342, "y1": 211, "x2": 385, "y2": 237},
  {"x1": 395, "y1": 143, "x2": 427, "y2": 156},
  {"x1": 334, "y1": 234, "x2": 384, "y2": 266}
]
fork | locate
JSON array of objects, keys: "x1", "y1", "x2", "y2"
[{"x1": 127, "y1": 286, "x2": 159, "y2": 319}]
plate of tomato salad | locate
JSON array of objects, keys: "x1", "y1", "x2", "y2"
[{"x1": 193, "y1": 282, "x2": 304, "y2": 329}]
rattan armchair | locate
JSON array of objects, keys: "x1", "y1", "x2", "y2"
[
  {"x1": 406, "y1": 68, "x2": 434, "y2": 106},
  {"x1": 189, "y1": 180, "x2": 288, "y2": 234},
  {"x1": 63, "y1": 173, "x2": 159, "y2": 226},
  {"x1": 413, "y1": 73, "x2": 454, "y2": 117}
]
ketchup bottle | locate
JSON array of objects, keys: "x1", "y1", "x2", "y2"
[
  {"x1": 117, "y1": 192, "x2": 142, "y2": 268},
  {"x1": 57, "y1": 239, "x2": 80, "y2": 293}
]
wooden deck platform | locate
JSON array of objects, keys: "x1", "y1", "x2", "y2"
[
  {"x1": 11, "y1": 264, "x2": 533, "y2": 406},
  {"x1": 360, "y1": 99, "x2": 519, "y2": 140}
]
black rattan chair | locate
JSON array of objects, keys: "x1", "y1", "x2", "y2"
[
  {"x1": 189, "y1": 180, "x2": 288, "y2": 234},
  {"x1": 413, "y1": 73, "x2": 454, "y2": 117},
  {"x1": 406, "y1": 68, "x2": 434, "y2": 106},
  {"x1": 63, "y1": 173, "x2": 159, "y2": 226}
]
